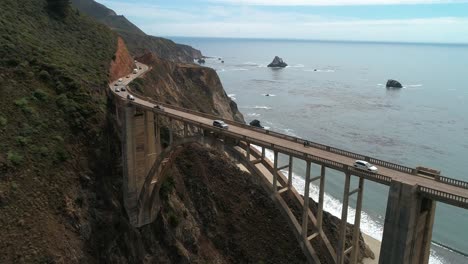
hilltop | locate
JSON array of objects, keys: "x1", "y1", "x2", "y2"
[{"x1": 71, "y1": 0, "x2": 203, "y2": 63}]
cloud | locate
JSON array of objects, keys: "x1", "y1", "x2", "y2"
[{"x1": 209, "y1": 0, "x2": 468, "y2": 6}]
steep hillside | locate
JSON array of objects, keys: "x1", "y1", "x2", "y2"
[
  {"x1": 71, "y1": 0, "x2": 203, "y2": 63},
  {"x1": 0, "y1": 0, "x2": 121, "y2": 262},
  {"x1": 134, "y1": 53, "x2": 244, "y2": 122}
]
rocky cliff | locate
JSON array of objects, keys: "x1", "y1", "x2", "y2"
[
  {"x1": 109, "y1": 37, "x2": 135, "y2": 81},
  {"x1": 71, "y1": 0, "x2": 203, "y2": 63},
  {"x1": 134, "y1": 53, "x2": 244, "y2": 123}
]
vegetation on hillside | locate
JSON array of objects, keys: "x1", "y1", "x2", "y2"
[{"x1": 0, "y1": 0, "x2": 117, "y2": 262}]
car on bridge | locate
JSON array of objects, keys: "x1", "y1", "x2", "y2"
[
  {"x1": 120, "y1": 86, "x2": 126, "y2": 91},
  {"x1": 127, "y1": 94, "x2": 135, "y2": 101},
  {"x1": 354, "y1": 160, "x2": 378, "y2": 173},
  {"x1": 213, "y1": 120, "x2": 228, "y2": 129},
  {"x1": 114, "y1": 87, "x2": 120, "y2": 92},
  {"x1": 153, "y1": 105, "x2": 164, "y2": 112}
]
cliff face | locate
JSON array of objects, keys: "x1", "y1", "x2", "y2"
[
  {"x1": 109, "y1": 37, "x2": 135, "y2": 81},
  {"x1": 71, "y1": 0, "x2": 203, "y2": 63},
  {"x1": 95, "y1": 144, "x2": 307, "y2": 263},
  {"x1": 135, "y1": 53, "x2": 244, "y2": 122}
]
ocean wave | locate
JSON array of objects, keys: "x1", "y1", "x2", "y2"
[
  {"x1": 247, "y1": 113, "x2": 261, "y2": 117},
  {"x1": 231, "y1": 68, "x2": 249, "y2": 71},
  {"x1": 407, "y1": 84, "x2": 423, "y2": 87},
  {"x1": 287, "y1": 64, "x2": 305, "y2": 68},
  {"x1": 262, "y1": 93, "x2": 276, "y2": 97},
  {"x1": 242, "y1": 106, "x2": 272, "y2": 110}
]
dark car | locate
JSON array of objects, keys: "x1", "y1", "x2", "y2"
[{"x1": 153, "y1": 105, "x2": 164, "y2": 112}]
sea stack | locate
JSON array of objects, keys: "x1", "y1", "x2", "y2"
[
  {"x1": 386, "y1": 79, "x2": 403, "y2": 88},
  {"x1": 268, "y1": 56, "x2": 288, "y2": 68},
  {"x1": 197, "y1": 58, "x2": 206, "y2": 64},
  {"x1": 249, "y1": 119, "x2": 264, "y2": 128}
]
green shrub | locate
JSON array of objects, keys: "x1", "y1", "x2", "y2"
[
  {"x1": 15, "y1": 136, "x2": 30, "y2": 146},
  {"x1": 38, "y1": 70, "x2": 50, "y2": 81},
  {"x1": 167, "y1": 212, "x2": 180, "y2": 228},
  {"x1": 33, "y1": 89, "x2": 48, "y2": 101},
  {"x1": 55, "y1": 149, "x2": 68, "y2": 162},
  {"x1": 0, "y1": 116, "x2": 6, "y2": 127},
  {"x1": 160, "y1": 176, "x2": 175, "y2": 201},
  {"x1": 39, "y1": 147, "x2": 49, "y2": 157},
  {"x1": 7, "y1": 151, "x2": 23, "y2": 166},
  {"x1": 14, "y1": 97, "x2": 28, "y2": 107}
]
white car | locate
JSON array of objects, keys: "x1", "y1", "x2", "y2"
[
  {"x1": 118, "y1": 78, "x2": 123, "y2": 82},
  {"x1": 354, "y1": 160, "x2": 378, "y2": 173},
  {"x1": 213, "y1": 120, "x2": 228, "y2": 129},
  {"x1": 114, "y1": 87, "x2": 120, "y2": 92},
  {"x1": 127, "y1": 94, "x2": 135, "y2": 101}
]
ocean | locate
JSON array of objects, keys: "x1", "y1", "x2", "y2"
[{"x1": 171, "y1": 37, "x2": 468, "y2": 263}]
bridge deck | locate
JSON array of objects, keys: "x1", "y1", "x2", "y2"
[{"x1": 111, "y1": 62, "x2": 468, "y2": 209}]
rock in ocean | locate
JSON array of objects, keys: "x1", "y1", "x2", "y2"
[
  {"x1": 267, "y1": 56, "x2": 288, "y2": 68},
  {"x1": 386, "y1": 79, "x2": 402, "y2": 88}
]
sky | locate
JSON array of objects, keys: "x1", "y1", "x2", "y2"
[{"x1": 96, "y1": 0, "x2": 468, "y2": 43}]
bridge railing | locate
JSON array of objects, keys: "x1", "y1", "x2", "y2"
[
  {"x1": 127, "y1": 90, "x2": 468, "y2": 190},
  {"x1": 419, "y1": 186, "x2": 468, "y2": 209}
]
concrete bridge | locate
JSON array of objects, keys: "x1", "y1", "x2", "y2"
[{"x1": 111, "y1": 62, "x2": 468, "y2": 264}]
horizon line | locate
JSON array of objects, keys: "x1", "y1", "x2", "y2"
[{"x1": 165, "y1": 35, "x2": 468, "y2": 46}]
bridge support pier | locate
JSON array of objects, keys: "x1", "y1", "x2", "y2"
[
  {"x1": 287, "y1": 156, "x2": 293, "y2": 189},
  {"x1": 337, "y1": 172, "x2": 351, "y2": 264},
  {"x1": 379, "y1": 181, "x2": 436, "y2": 264},
  {"x1": 273, "y1": 151, "x2": 278, "y2": 192},
  {"x1": 301, "y1": 161, "x2": 312, "y2": 238},
  {"x1": 316, "y1": 165, "x2": 326, "y2": 232}
]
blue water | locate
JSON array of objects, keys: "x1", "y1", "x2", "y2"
[{"x1": 172, "y1": 37, "x2": 468, "y2": 263}]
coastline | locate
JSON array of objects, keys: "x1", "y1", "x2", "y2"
[{"x1": 363, "y1": 233, "x2": 381, "y2": 264}]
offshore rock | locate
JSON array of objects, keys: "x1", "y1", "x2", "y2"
[
  {"x1": 386, "y1": 79, "x2": 403, "y2": 88},
  {"x1": 268, "y1": 56, "x2": 288, "y2": 68},
  {"x1": 249, "y1": 119, "x2": 264, "y2": 128}
]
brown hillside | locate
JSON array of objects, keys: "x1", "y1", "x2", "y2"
[
  {"x1": 109, "y1": 37, "x2": 135, "y2": 81},
  {"x1": 134, "y1": 53, "x2": 244, "y2": 123}
]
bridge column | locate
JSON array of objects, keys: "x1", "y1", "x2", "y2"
[
  {"x1": 287, "y1": 156, "x2": 293, "y2": 189},
  {"x1": 261, "y1": 147, "x2": 265, "y2": 159},
  {"x1": 169, "y1": 118, "x2": 173, "y2": 145},
  {"x1": 272, "y1": 151, "x2": 278, "y2": 192},
  {"x1": 316, "y1": 165, "x2": 326, "y2": 232},
  {"x1": 337, "y1": 172, "x2": 351, "y2": 264},
  {"x1": 350, "y1": 177, "x2": 365, "y2": 264},
  {"x1": 154, "y1": 114, "x2": 161, "y2": 155},
  {"x1": 301, "y1": 161, "x2": 312, "y2": 239},
  {"x1": 144, "y1": 111, "x2": 157, "y2": 175},
  {"x1": 379, "y1": 181, "x2": 436, "y2": 264},
  {"x1": 184, "y1": 123, "x2": 188, "y2": 136},
  {"x1": 246, "y1": 142, "x2": 251, "y2": 161}
]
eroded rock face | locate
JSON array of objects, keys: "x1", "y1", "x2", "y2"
[
  {"x1": 386, "y1": 79, "x2": 403, "y2": 88},
  {"x1": 268, "y1": 56, "x2": 288, "y2": 68}
]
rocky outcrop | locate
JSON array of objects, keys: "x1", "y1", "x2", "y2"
[
  {"x1": 249, "y1": 119, "x2": 263, "y2": 128},
  {"x1": 136, "y1": 53, "x2": 244, "y2": 122},
  {"x1": 109, "y1": 37, "x2": 135, "y2": 81},
  {"x1": 197, "y1": 58, "x2": 206, "y2": 64},
  {"x1": 268, "y1": 56, "x2": 288, "y2": 68},
  {"x1": 386, "y1": 79, "x2": 403, "y2": 88}
]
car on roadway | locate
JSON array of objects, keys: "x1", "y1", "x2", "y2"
[
  {"x1": 353, "y1": 160, "x2": 378, "y2": 173},
  {"x1": 153, "y1": 105, "x2": 164, "y2": 112},
  {"x1": 126, "y1": 75, "x2": 130, "y2": 78},
  {"x1": 114, "y1": 83, "x2": 119, "y2": 86},
  {"x1": 118, "y1": 78, "x2": 123, "y2": 82},
  {"x1": 120, "y1": 86, "x2": 126, "y2": 91},
  {"x1": 213, "y1": 120, "x2": 228, "y2": 129},
  {"x1": 127, "y1": 94, "x2": 135, "y2": 101},
  {"x1": 114, "y1": 87, "x2": 120, "y2": 92}
]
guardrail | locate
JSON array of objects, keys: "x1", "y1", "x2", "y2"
[
  {"x1": 124, "y1": 80, "x2": 468, "y2": 192},
  {"x1": 419, "y1": 186, "x2": 468, "y2": 208}
]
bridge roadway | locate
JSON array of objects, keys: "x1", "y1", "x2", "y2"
[{"x1": 111, "y1": 62, "x2": 468, "y2": 209}]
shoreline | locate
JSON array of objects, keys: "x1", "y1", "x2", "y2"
[{"x1": 362, "y1": 233, "x2": 381, "y2": 264}]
